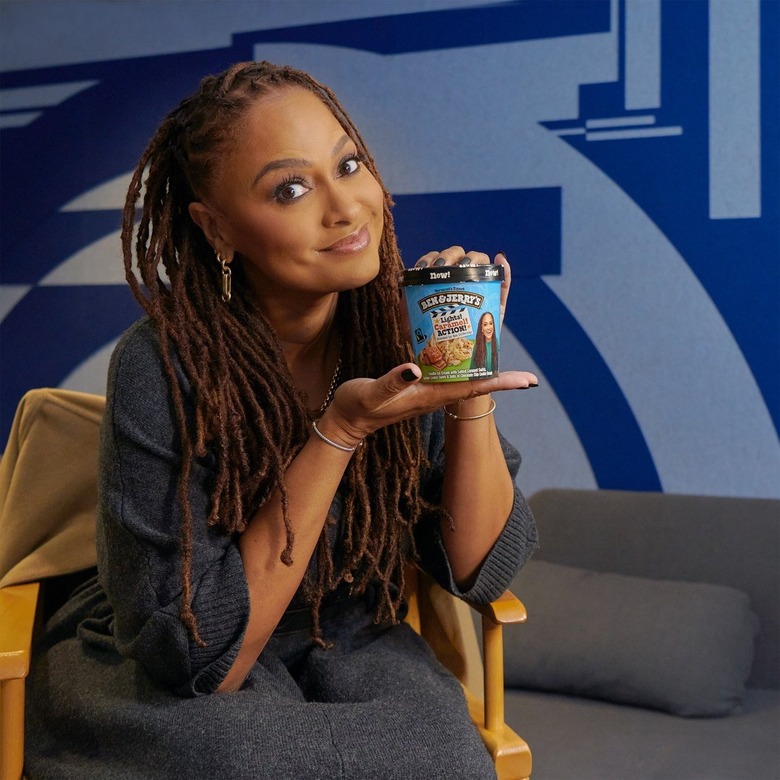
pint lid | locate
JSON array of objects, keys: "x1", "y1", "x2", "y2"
[{"x1": 400, "y1": 264, "x2": 505, "y2": 286}]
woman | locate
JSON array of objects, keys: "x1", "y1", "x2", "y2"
[
  {"x1": 471, "y1": 312, "x2": 499, "y2": 376},
  {"x1": 25, "y1": 61, "x2": 538, "y2": 779}
]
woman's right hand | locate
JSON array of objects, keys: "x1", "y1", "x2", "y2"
[{"x1": 314, "y1": 362, "x2": 538, "y2": 449}]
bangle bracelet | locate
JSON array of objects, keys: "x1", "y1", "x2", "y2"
[
  {"x1": 311, "y1": 419, "x2": 363, "y2": 452},
  {"x1": 444, "y1": 398, "x2": 497, "y2": 421}
]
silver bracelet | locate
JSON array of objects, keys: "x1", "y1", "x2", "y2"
[
  {"x1": 311, "y1": 419, "x2": 363, "y2": 452},
  {"x1": 443, "y1": 398, "x2": 497, "y2": 420}
]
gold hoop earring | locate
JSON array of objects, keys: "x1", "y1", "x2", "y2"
[{"x1": 217, "y1": 252, "x2": 232, "y2": 303}]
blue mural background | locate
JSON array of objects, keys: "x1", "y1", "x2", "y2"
[{"x1": 1, "y1": 0, "x2": 777, "y2": 498}]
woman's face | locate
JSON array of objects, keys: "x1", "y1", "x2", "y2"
[
  {"x1": 190, "y1": 88, "x2": 384, "y2": 308},
  {"x1": 481, "y1": 313, "x2": 495, "y2": 341}
]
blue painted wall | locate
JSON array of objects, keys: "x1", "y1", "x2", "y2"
[{"x1": 1, "y1": 0, "x2": 777, "y2": 498}]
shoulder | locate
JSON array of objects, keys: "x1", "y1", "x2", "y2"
[
  {"x1": 108, "y1": 319, "x2": 165, "y2": 404},
  {"x1": 108, "y1": 317, "x2": 163, "y2": 379},
  {"x1": 108, "y1": 317, "x2": 192, "y2": 397},
  {"x1": 105, "y1": 318, "x2": 182, "y2": 439}
]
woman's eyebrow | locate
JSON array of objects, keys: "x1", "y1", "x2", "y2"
[
  {"x1": 253, "y1": 157, "x2": 309, "y2": 186},
  {"x1": 252, "y1": 135, "x2": 351, "y2": 186},
  {"x1": 331, "y1": 134, "x2": 349, "y2": 157}
]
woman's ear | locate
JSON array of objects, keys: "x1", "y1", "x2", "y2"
[{"x1": 188, "y1": 201, "x2": 228, "y2": 254}]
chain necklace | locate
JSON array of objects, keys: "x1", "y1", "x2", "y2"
[{"x1": 314, "y1": 355, "x2": 342, "y2": 418}]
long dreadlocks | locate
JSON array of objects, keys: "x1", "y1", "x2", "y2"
[{"x1": 121, "y1": 61, "x2": 433, "y2": 645}]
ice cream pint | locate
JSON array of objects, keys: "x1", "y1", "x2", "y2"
[{"x1": 400, "y1": 264, "x2": 504, "y2": 382}]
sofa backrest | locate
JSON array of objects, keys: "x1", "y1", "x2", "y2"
[{"x1": 528, "y1": 489, "x2": 780, "y2": 689}]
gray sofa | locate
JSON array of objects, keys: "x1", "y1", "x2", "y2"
[{"x1": 502, "y1": 489, "x2": 780, "y2": 780}]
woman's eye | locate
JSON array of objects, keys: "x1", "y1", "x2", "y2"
[
  {"x1": 339, "y1": 156, "x2": 361, "y2": 176},
  {"x1": 275, "y1": 180, "x2": 308, "y2": 202}
]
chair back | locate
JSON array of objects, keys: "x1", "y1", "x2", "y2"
[{"x1": 0, "y1": 389, "x2": 104, "y2": 589}]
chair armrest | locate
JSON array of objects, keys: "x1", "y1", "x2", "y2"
[
  {"x1": 470, "y1": 591, "x2": 526, "y2": 733},
  {"x1": 469, "y1": 591, "x2": 531, "y2": 779},
  {"x1": 0, "y1": 581, "x2": 40, "y2": 780},
  {"x1": 470, "y1": 590, "x2": 527, "y2": 625},
  {"x1": 0, "y1": 581, "x2": 39, "y2": 680},
  {"x1": 404, "y1": 569, "x2": 531, "y2": 779}
]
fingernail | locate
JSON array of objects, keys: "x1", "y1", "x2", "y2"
[
  {"x1": 529, "y1": 382, "x2": 538, "y2": 388},
  {"x1": 414, "y1": 259, "x2": 428, "y2": 268},
  {"x1": 497, "y1": 250, "x2": 508, "y2": 259},
  {"x1": 402, "y1": 368, "x2": 419, "y2": 382},
  {"x1": 432, "y1": 257, "x2": 447, "y2": 267}
]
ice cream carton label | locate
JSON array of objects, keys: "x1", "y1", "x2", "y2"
[{"x1": 400, "y1": 264, "x2": 504, "y2": 383}]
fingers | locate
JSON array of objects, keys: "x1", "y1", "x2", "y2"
[
  {"x1": 414, "y1": 246, "x2": 465, "y2": 268},
  {"x1": 411, "y1": 247, "x2": 512, "y2": 326},
  {"x1": 463, "y1": 250, "x2": 490, "y2": 265},
  {"x1": 457, "y1": 370, "x2": 538, "y2": 396},
  {"x1": 325, "y1": 365, "x2": 539, "y2": 444},
  {"x1": 413, "y1": 246, "x2": 502, "y2": 269},
  {"x1": 374, "y1": 364, "x2": 421, "y2": 403},
  {"x1": 325, "y1": 365, "x2": 423, "y2": 440},
  {"x1": 331, "y1": 365, "x2": 421, "y2": 421},
  {"x1": 413, "y1": 246, "x2": 468, "y2": 268},
  {"x1": 414, "y1": 250, "x2": 443, "y2": 268},
  {"x1": 368, "y1": 364, "x2": 537, "y2": 416}
]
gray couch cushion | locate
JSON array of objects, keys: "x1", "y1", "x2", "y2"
[
  {"x1": 527, "y1": 489, "x2": 780, "y2": 689},
  {"x1": 506, "y1": 561, "x2": 759, "y2": 716},
  {"x1": 504, "y1": 687, "x2": 780, "y2": 780}
]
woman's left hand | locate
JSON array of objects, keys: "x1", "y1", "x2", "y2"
[{"x1": 413, "y1": 246, "x2": 510, "y2": 330}]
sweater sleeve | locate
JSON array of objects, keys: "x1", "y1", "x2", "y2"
[
  {"x1": 414, "y1": 411, "x2": 538, "y2": 604},
  {"x1": 97, "y1": 320, "x2": 249, "y2": 696}
]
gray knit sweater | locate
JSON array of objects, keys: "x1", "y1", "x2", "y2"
[{"x1": 93, "y1": 318, "x2": 539, "y2": 696}]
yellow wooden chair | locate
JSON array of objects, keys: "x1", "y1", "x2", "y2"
[{"x1": 0, "y1": 388, "x2": 531, "y2": 780}]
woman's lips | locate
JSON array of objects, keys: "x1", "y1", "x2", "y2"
[{"x1": 322, "y1": 224, "x2": 370, "y2": 254}]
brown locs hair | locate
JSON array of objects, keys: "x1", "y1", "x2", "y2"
[{"x1": 121, "y1": 61, "x2": 429, "y2": 645}]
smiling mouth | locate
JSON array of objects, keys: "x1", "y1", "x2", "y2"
[{"x1": 322, "y1": 224, "x2": 370, "y2": 254}]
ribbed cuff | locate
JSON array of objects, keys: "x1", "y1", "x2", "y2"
[
  {"x1": 182, "y1": 549, "x2": 250, "y2": 696},
  {"x1": 436, "y1": 489, "x2": 539, "y2": 604}
]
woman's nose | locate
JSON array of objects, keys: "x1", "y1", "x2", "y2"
[{"x1": 322, "y1": 184, "x2": 361, "y2": 226}]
